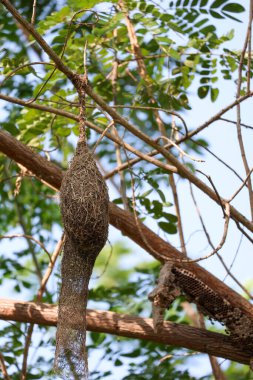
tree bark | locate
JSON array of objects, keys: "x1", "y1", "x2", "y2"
[
  {"x1": 0, "y1": 298, "x2": 251, "y2": 365},
  {"x1": 0, "y1": 129, "x2": 253, "y2": 324}
]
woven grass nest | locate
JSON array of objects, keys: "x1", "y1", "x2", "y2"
[
  {"x1": 55, "y1": 139, "x2": 109, "y2": 380},
  {"x1": 61, "y1": 140, "x2": 109, "y2": 250}
]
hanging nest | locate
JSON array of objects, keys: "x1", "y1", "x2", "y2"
[
  {"x1": 55, "y1": 139, "x2": 109, "y2": 380},
  {"x1": 61, "y1": 140, "x2": 109, "y2": 251}
]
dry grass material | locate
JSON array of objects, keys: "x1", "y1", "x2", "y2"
[{"x1": 55, "y1": 140, "x2": 109, "y2": 380}]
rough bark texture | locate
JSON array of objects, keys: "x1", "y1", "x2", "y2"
[
  {"x1": 0, "y1": 298, "x2": 252, "y2": 365},
  {"x1": 1, "y1": 130, "x2": 253, "y2": 353}
]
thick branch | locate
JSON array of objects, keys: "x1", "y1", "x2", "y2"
[
  {"x1": 0, "y1": 298, "x2": 251, "y2": 365},
  {"x1": 0, "y1": 129, "x2": 253, "y2": 324},
  {"x1": 1, "y1": 0, "x2": 253, "y2": 232}
]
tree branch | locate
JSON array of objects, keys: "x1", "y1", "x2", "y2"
[
  {"x1": 0, "y1": 0, "x2": 74, "y2": 80},
  {"x1": 0, "y1": 129, "x2": 253, "y2": 327},
  {"x1": 0, "y1": 94, "x2": 178, "y2": 174},
  {"x1": 0, "y1": 298, "x2": 251, "y2": 366},
  {"x1": 2, "y1": 0, "x2": 253, "y2": 232}
]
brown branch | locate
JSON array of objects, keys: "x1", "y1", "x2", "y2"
[
  {"x1": 0, "y1": 94, "x2": 178, "y2": 174},
  {"x1": 0, "y1": 129, "x2": 253, "y2": 324},
  {"x1": 1, "y1": 0, "x2": 253, "y2": 340},
  {"x1": 104, "y1": 101, "x2": 253, "y2": 179},
  {"x1": 228, "y1": 169, "x2": 253, "y2": 203},
  {"x1": 31, "y1": 0, "x2": 37, "y2": 25},
  {"x1": 236, "y1": 5, "x2": 253, "y2": 220},
  {"x1": 247, "y1": 0, "x2": 253, "y2": 93},
  {"x1": 81, "y1": 82, "x2": 253, "y2": 232},
  {"x1": 0, "y1": 298, "x2": 251, "y2": 365},
  {"x1": 0, "y1": 353, "x2": 11, "y2": 380},
  {"x1": 110, "y1": 40, "x2": 129, "y2": 211},
  {"x1": 169, "y1": 173, "x2": 187, "y2": 256},
  {"x1": 2, "y1": 1, "x2": 253, "y2": 232},
  {"x1": 1, "y1": 93, "x2": 253, "y2": 232}
]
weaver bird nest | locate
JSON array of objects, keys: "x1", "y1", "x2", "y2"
[{"x1": 55, "y1": 139, "x2": 109, "y2": 380}]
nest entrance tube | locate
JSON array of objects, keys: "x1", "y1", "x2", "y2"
[{"x1": 55, "y1": 140, "x2": 109, "y2": 379}]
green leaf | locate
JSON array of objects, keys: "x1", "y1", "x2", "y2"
[
  {"x1": 22, "y1": 280, "x2": 32, "y2": 289},
  {"x1": 168, "y1": 48, "x2": 181, "y2": 61},
  {"x1": 198, "y1": 85, "x2": 210, "y2": 98},
  {"x1": 90, "y1": 332, "x2": 106, "y2": 346},
  {"x1": 158, "y1": 221, "x2": 177, "y2": 234},
  {"x1": 157, "y1": 189, "x2": 166, "y2": 202},
  {"x1": 210, "y1": 10, "x2": 224, "y2": 19},
  {"x1": 163, "y1": 213, "x2": 178, "y2": 223},
  {"x1": 152, "y1": 200, "x2": 163, "y2": 217},
  {"x1": 3, "y1": 122, "x2": 19, "y2": 136},
  {"x1": 221, "y1": 11, "x2": 242, "y2": 22},
  {"x1": 211, "y1": 0, "x2": 230, "y2": 8},
  {"x1": 211, "y1": 87, "x2": 219, "y2": 102},
  {"x1": 222, "y1": 3, "x2": 245, "y2": 13},
  {"x1": 3, "y1": 356, "x2": 15, "y2": 364},
  {"x1": 37, "y1": 6, "x2": 71, "y2": 34},
  {"x1": 68, "y1": 0, "x2": 110, "y2": 9},
  {"x1": 55, "y1": 127, "x2": 71, "y2": 137},
  {"x1": 140, "y1": 189, "x2": 153, "y2": 198},
  {"x1": 121, "y1": 349, "x2": 141, "y2": 358}
]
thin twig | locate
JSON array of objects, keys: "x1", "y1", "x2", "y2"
[
  {"x1": 31, "y1": 0, "x2": 37, "y2": 25},
  {"x1": 112, "y1": 104, "x2": 188, "y2": 135},
  {"x1": 92, "y1": 121, "x2": 114, "y2": 153},
  {"x1": 0, "y1": 92, "x2": 179, "y2": 174},
  {"x1": 186, "y1": 92, "x2": 253, "y2": 140},
  {"x1": 37, "y1": 235, "x2": 65, "y2": 300},
  {"x1": 0, "y1": 234, "x2": 51, "y2": 261},
  {"x1": 228, "y1": 168, "x2": 253, "y2": 203},
  {"x1": 236, "y1": 4, "x2": 253, "y2": 220},
  {"x1": 223, "y1": 233, "x2": 243, "y2": 284},
  {"x1": 12, "y1": 198, "x2": 44, "y2": 282},
  {"x1": 0, "y1": 353, "x2": 11, "y2": 380},
  {"x1": 219, "y1": 117, "x2": 253, "y2": 130},
  {"x1": 236, "y1": 222, "x2": 253, "y2": 244},
  {"x1": 110, "y1": 36, "x2": 129, "y2": 211},
  {"x1": 92, "y1": 240, "x2": 113, "y2": 280},
  {"x1": 189, "y1": 183, "x2": 252, "y2": 299},
  {"x1": 0, "y1": 61, "x2": 55, "y2": 88},
  {"x1": 193, "y1": 138, "x2": 245, "y2": 184},
  {"x1": 196, "y1": 170, "x2": 225, "y2": 217},
  {"x1": 20, "y1": 236, "x2": 64, "y2": 380},
  {"x1": 119, "y1": 2, "x2": 188, "y2": 263},
  {"x1": 181, "y1": 202, "x2": 230, "y2": 263},
  {"x1": 169, "y1": 173, "x2": 187, "y2": 256},
  {"x1": 247, "y1": 0, "x2": 253, "y2": 93},
  {"x1": 1, "y1": 91, "x2": 253, "y2": 240},
  {"x1": 156, "y1": 136, "x2": 204, "y2": 162}
]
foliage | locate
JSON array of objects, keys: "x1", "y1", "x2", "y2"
[{"x1": 0, "y1": 0, "x2": 250, "y2": 379}]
